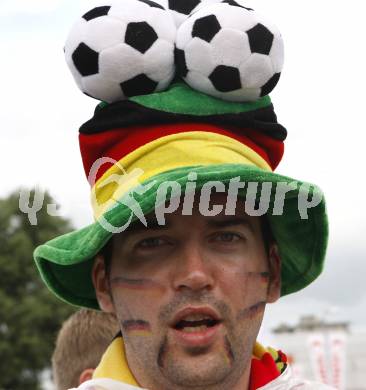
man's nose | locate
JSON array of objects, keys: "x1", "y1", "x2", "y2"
[{"x1": 171, "y1": 244, "x2": 215, "y2": 292}]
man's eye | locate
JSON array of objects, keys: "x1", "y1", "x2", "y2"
[
  {"x1": 137, "y1": 237, "x2": 166, "y2": 248},
  {"x1": 215, "y1": 232, "x2": 242, "y2": 242}
]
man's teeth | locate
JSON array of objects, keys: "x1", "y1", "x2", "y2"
[{"x1": 182, "y1": 324, "x2": 208, "y2": 333}]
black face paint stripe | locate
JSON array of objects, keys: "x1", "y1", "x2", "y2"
[
  {"x1": 224, "y1": 335, "x2": 235, "y2": 365},
  {"x1": 111, "y1": 276, "x2": 150, "y2": 285},
  {"x1": 158, "y1": 336, "x2": 168, "y2": 368},
  {"x1": 237, "y1": 301, "x2": 266, "y2": 320}
]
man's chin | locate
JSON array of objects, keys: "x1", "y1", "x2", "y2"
[{"x1": 159, "y1": 341, "x2": 233, "y2": 387}]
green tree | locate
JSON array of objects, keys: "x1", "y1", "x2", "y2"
[{"x1": 0, "y1": 189, "x2": 77, "y2": 390}]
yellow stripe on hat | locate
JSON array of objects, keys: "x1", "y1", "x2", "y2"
[{"x1": 91, "y1": 131, "x2": 272, "y2": 219}]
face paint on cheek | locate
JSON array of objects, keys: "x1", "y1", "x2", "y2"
[
  {"x1": 236, "y1": 301, "x2": 266, "y2": 321},
  {"x1": 110, "y1": 276, "x2": 160, "y2": 291},
  {"x1": 157, "y1": 336, "x2": 168, "y2": 368},
  {"x1": 221, "y1": 335, "x2": 234, "y2": 367},
  {"x1": 122, "y1": 319, "x2": 152, "y2": 337}
]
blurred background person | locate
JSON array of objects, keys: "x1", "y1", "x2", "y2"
[{"x1": 52, "y1": 309, "x2": 119, "y2": 390}]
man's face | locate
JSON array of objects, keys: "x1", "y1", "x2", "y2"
[{"x1": 93, "y1": 194, "x2": 281, "y2": 390}]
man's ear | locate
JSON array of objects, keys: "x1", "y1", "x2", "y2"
[
  {"x1": 92, "y1": 255, "x2": 115, "y2": 313},
  {"x1": 267, "y1": 243, "x2": 281, "y2": 303}
]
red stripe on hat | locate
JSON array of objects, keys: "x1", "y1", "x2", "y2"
[{"x1": 79, "y1": 123, "x2": 284, "y2": 184}]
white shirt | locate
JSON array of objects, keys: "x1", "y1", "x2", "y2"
[{"x1": 71, "y1": 365, "x2": 336, "y2": 390}]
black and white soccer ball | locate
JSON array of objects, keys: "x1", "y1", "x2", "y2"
[
  {"x1": 65, "y1": 0, "x2": 177, "y2": 102},
  {"x1": 175, "y1": 0, "x2": 284, "y2": 101}
]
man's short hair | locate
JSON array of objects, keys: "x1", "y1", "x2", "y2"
[{"x1": 52, "y1": 309, "x2": 119, "y2": 390}]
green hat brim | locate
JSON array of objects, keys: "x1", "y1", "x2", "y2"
[{"x1": 34, "y1": 164, "x2": 328, "y2": 310}]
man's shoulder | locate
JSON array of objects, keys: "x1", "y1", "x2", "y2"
[
  {"x1": 258, "y1": 364, "x2": 336, "y2": 390},
  {"x1": 70, "y1": 366, "x2": 336, "y2": 390}
]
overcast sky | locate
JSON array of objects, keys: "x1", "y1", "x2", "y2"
[{"x1": 1, "y1": 0, "x2": 365, "y2": 334}]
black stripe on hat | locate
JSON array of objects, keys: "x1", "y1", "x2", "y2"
[{"x1": 80, "y1": 100, "x2": 287, "y2": 141}]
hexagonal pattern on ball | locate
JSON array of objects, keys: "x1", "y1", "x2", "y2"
[
  {"x1": 169, "y1": 0, "x2": 202, "y2": 14},
  {"x1": 185, "y1": 38, "x2": 215, "y2": 76},
  {"x1": 143, "y1": 40, "x2": 175, "y2": 81},
  {"x1": 192, "y1": 15, "x2": 221, "y2": 42},
  {"x1": 83, "y1": 16, "x2": 127, "y2": 53},
  {"x1": 211, "y1": 28, "x2": 251, "y2": 67},
  {"x1": 240, "y1": 53, "x2": 274, "y2": 89},
  {"x1": 121, "y1": 74, "x2": 159, "y2": 97},
  {"x1": 209, "y1": 65, "x2": 241, "y2": 92},
  {"x1": 83, "y1": 74, "x2": 124, "y2": 102},
  {"x1": 99, "y1": 44, "x2": 144, "y2": 83},
  {"x1": 72, "y1": 43, "x2": 99, "y2": 76},
  {"x1": 125, "y1": 22, "x2": 158, "y2": 53},
  {"x1": 247, "y1": 23, "x2": 274, "y2": 55},
  {"x1": 82, "y1": 6, "x2": 111, "y2": 21}
]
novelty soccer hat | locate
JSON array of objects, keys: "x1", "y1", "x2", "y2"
[{"x1": 34, "y1": 0, "x2": 328, "y2": 310}]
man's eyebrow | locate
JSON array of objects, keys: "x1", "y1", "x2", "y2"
[
  {"x1": 125, "y1": 218, "x2": 170, "y2": 235},
  {"x1": 206, "y1": 217, "x2": 254, "y2": 231},
  {"x1": 123, "y1": 216, "x2": 254, "y2": 236}
]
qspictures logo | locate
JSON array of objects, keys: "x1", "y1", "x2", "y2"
[
  {"x1": 88, "y1": 158, "x2": 323, "y2": 233},
  {"x1": 19, "y1": 157, "x2": 323, "y2": 232}
]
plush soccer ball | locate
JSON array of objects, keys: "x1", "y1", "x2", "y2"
[
  {"x1": 175, "y1": 0, "x2": 284, "y2": 101},
  {"x1": 65, "y1": 0, "x2": 177, "y2": 102}
]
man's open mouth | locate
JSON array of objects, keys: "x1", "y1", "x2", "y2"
[
  {"x1": 169, "y1": 307, "x2": 223, "y2": 347},
  {"x1": 174, "y1": 316, "x2": 221, "y2": 333},
  {"x1": 171, "y1": 307, "x2": 222, "y2": 333}
]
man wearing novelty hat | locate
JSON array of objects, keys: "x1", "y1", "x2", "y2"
[{"x1": 34, "y1": 0, "x2": 333, "y2": 389}]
